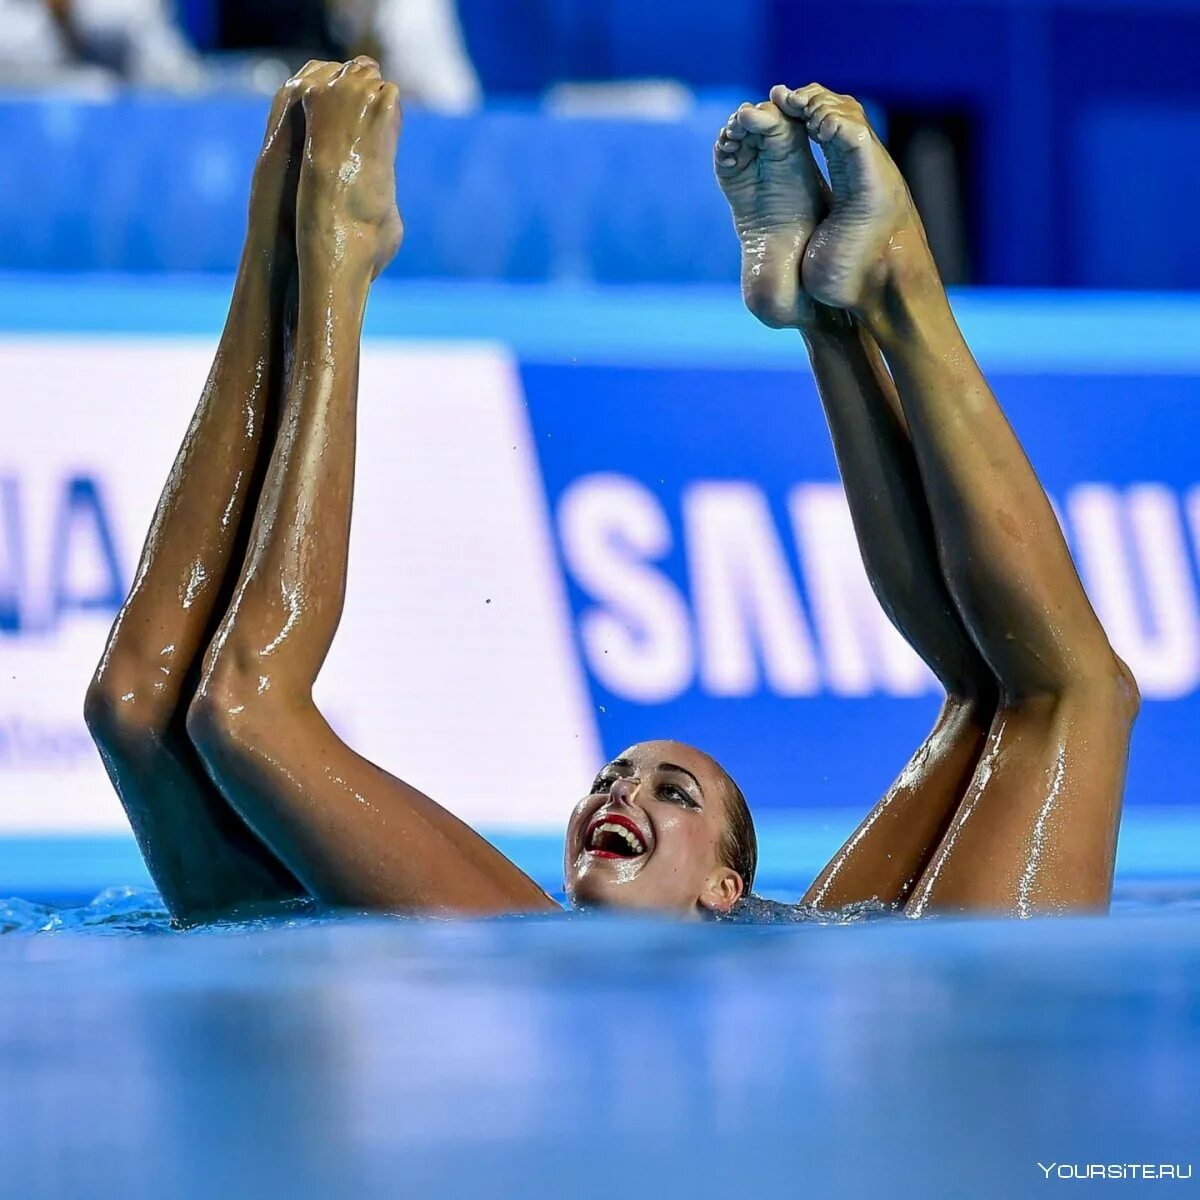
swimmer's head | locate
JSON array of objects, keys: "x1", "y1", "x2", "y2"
[{"x1": 564, "y1": 739, "x2": 756, "y2": 917}]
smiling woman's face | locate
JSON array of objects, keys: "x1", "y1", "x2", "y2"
[{"x1": 563, "y1": 739, "x2": 745, "y2": 916}]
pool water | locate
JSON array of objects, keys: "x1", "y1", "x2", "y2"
[{"x1": 2, "y1": 882, "x2": 1197, "y2": 1199}]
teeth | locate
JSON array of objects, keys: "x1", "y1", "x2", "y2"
[{"x1": 590, "y1": 821, "x2": 645, "y2": 854}]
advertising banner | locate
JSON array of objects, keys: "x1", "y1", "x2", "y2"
[{"x1": 2, "y1": 336, "x2": 1196, "y2": 838}]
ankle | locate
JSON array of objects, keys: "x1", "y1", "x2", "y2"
[
  {"x1": 797, "y1": 302, "x2": 856, "y2": 344},
  {"x1": 855, "y1": 231, "x2": 946, "y2": 344}
]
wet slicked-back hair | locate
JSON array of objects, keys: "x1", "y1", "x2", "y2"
[{"x1": 717, "y1": 770, "x2": 757, "y2": 895}]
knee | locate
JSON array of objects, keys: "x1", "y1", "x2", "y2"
[
  {"x1": 185, "y1": 658, "x2": 270, "y2": 767},
  {"x1": 1112, "y1": 654, "x2": 1142, "y2": 722},
  {"x1": 1008, "y1": 649, "x2": 1140, "y2": 726},
  {"x1": 84, "y1": 662, "x2": 174, "y2": 749},
  {"x1": 1075, "y1": 650, "x2": 1140, "y2": 725},
  {"x1": 185, "y1": 674, "x2": 242, "y2": 765}
]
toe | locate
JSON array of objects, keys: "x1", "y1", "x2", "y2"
[
  {"x1": 338, "y1": 56, "x2": 380, "y2": 81},
  {"x1": 714, "y1": 135, "x2": 756, "y2": 174},
  {"x1": 296, "y1": 58, "x2": 341, "y2": 78},
  {"x1": 716, "y1": 112, "x2": 757, "y2": 170},
  {"x1": 812, "y1": 112, "x2": 843, "y2": 144},
  {"x1": 795, "y1": 85, "x2": 842, "y2": 119},
  {"x1": 736, "y1": 100, "x2": 785, "y2": 136},
  {"x1": 293, "y1": 59, "x2": 339, "y2": 87},
  {"x1": 805, "y1": 98, "x2": 838, "y2": 129},
  {"x1": 769, "y1": 84, "x2": 802, "y2": 116},
  {"x1": 734, "y1": 100, "x2": 761, "y2": 128},
  {"x1": 716, "y1": 119, "x2": 745, "y2": 162},
  {"x1": 373, "y1": 82, "x2": 403, "y2": 124},
  {"x1": 792, "y1": 82, "x2": 830, "y2": 100}
]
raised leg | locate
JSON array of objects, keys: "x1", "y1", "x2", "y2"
[
  {"x1": 185, "y1": 62, "x2": 555, "y2": 915},
  {"x1": 716, "y1": 93, "x2": 997, "y2": 908},
  {"x1": 82, "y1": 66, "x2": 340, "y2": 922},
  {"x1": 787, "y1": 84, "x2": 1138, "y2": 913},
  {"x1": 799, "y1": 309, "x2": 1000, "y2": 910}
]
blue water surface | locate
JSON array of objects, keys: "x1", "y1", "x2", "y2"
[
  {"x1": 1, "y1": 882, "x2": 1197, "y2": 1199},
  {"x1": 2, "y1": 821, "x2": 1197, "y2": 1197}
]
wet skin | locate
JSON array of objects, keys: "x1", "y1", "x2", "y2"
[
  {"x1": 565, "y1": 740, "x2": 743, "y2": 916},
  {"x1": 717, "y1": 86, "x2": 1138, "y2": 914},
  {"x1": 87, "y1": 60, "x2": 739, "y2": 922},
  {"x1": 84, "y1": 65, "x2": 328, "y2": 920},
  {"x1": 715, "y1": 90, "x2": 998, "y2": 909},
  {"x1": 88, "y1": 70, "x2": 1136, "y2": 924}
]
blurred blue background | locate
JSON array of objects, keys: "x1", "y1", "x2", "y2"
[{"x1": 2, "y1": 0, "x2": 1199, "y2": 288}]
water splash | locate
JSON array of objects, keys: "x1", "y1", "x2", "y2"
[
  {"x1": 0, "y1": 888, "x2": 172, "y2": 936},
  {"x1": 0, "y1": 889, "x2": 322, "y2": 937},
  {"x1": 3, "y1": 882, "x2": 1197, "y2": 937},
  {"x1": 723, "y1": 893, "x2": 894, "y2": 925}
]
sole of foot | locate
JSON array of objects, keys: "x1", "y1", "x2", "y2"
[
  {"x1": 713, "y1": 92, "x2": 829, "y2": 329},
  {"x1": 775, "y1": 83, "x2": 921, "y2": 313}
]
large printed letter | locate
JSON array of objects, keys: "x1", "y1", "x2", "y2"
[
  {"x1": 1069, "y1": 483, "x2": 1200, "y2": 698},
  {"x1": 0, "y1": 477, "x2": 23, "y2": 632},
  {"x1": 557, "y1": 474, "x2": 693, "y2": 702},
  {"x1": 49, "y1": 476, "x2": 125, "y2": 622},
  {"x1": 684, "y1": 482, "x2": 819, "y2": 696},
  {"x1": 789, "y1": 483, "x2": 933, "y2": 697}
]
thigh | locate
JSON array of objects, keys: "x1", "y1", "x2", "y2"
[
  {"x1": 188, "y1": 699, "x2": 559, "y2": 915},
  {"x1": 905, "y1": 689, "x2": 1135, "y2": 916}
]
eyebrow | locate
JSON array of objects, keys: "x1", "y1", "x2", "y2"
[{"x1": 659, "y1": 762, "x2": 702, "y2": 792}]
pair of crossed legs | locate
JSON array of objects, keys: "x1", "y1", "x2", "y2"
[
  {"x1": 84, "y1": 67, "x2": 1136, "y2": 924},
  {"x1": 717, "y1": 87, "x2": 1137, "y2": 914}
]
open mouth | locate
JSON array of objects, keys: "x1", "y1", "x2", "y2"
[{"x1": 584, "y1": 812, "x2": 648, "y2": 860}]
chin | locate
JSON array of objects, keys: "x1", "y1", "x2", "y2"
[
  {"x1": 567, "y1": 870, "x2": 691, "y2": 915},
  {"x1": 566, "y1": 872, "x2": 627, "y2": 910}
]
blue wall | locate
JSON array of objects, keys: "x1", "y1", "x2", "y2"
[
  {"x1": 2, "y1": 55, "x2": 1200, "y2": 288},
  {"x1": 0, "y1": 96, "x2": 741, "y2": 283}
]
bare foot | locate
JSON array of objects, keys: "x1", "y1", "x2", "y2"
[
  {"x1": 297, "y1": 57, "x2": 404, "y2": 280},
  {"x1": 248, "y1": 61, "x2": 340, "y2": 253},
  {"x1": 776, "y1": 84, "x2": 925, "y2": 313},
  {"x1": 714, "y1": 91, "x2": 828, "y2": 329}
]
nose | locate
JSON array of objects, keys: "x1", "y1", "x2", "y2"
[{"x1": 610, "y1": 776, "x2": 638, "y2": 805}]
